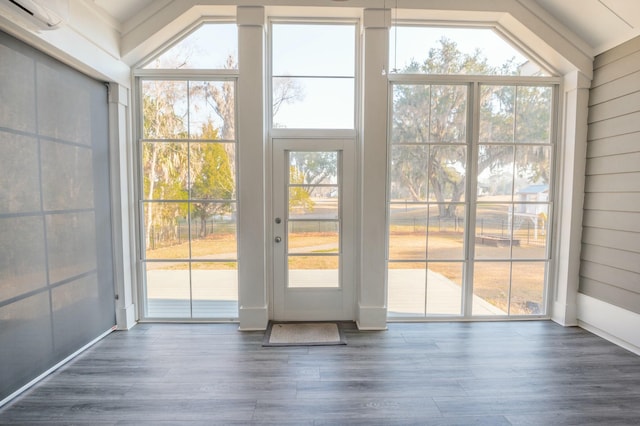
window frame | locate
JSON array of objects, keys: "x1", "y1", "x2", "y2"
[
  {"x1": 134, "y1": 20, "x2": 241, "y2": 320},
  {"x1": 386, "y1": 68, "x2": 561, "y2": 320}
]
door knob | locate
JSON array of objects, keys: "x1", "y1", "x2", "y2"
[
  {"x1": 275, "y1": 217, "x2": 282, "y2": 224},
  {"x1": 274, "y1": 236, "x2": 282, "y2": 243}
]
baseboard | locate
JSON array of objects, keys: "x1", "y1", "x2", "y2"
[
  {"x1": 238, "y1": 305, "x2": 268, "y2": 331},
  {"x1": 577, "y1": 293, "x2": 640, "y2": 356},
  {"x1": 356, "y1": 304, "x2": 388, "y2": 330},
  {"x1": 0, "y1": 327, "x2": 114, "y2": 409}
]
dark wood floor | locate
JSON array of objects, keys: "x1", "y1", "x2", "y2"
[{"x1": 1, "y1": 321, "x2": 640, "y2": 425}]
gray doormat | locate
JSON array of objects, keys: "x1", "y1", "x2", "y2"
[{"x1": 263, "y1": 322, "x2": 347, "y2": 347}]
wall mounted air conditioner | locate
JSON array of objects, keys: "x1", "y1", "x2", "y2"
[{"x1": 0, "y1": 0, "x2": 69, "y2": 31}]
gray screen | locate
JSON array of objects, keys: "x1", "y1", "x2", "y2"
[{"x1": 0, "y1": 30, "x2": 115, "y2": 402}]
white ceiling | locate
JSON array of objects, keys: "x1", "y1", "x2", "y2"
[
  {"x1": 534, "y1": 0, "x2": 640, "y2": 54},
  {"x1": 88, "y1": 0, "x2": 640, "y2": 56}
]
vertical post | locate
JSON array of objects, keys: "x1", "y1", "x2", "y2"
[
  {"x1": 237, "y1": 6, "x2": 268, "y2": 330},
  {"x1": 551, "y1": 71, "x2": 590, "y2": 326},
  {"x1": 108, "y1": 83, "x2": 137, "y2": 330},
  {"x1": 358, "y1": 8, "x2": 391, "y2": 330}
]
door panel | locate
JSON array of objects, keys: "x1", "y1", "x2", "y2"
[{"x1": 272, "y1": 139, "x2": 354, "y2": 320}]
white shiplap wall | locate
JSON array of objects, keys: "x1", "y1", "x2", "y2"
[{"x1": 581, "y1": 36, "x2": 640, "y2": 314}]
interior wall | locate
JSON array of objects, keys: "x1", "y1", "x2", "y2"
[
  {"x1": 580, "y1": 35, "x2": 640, "y2": 314},
  {"x1": 0, "y1": 30, "x2": 116, "y2": 403}
]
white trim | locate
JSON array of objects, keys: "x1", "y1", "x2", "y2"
[
  {"x1": 356, "y1": 304, "x2": 388, "y2": 330},
  {"x1": 108, "y1": 83, "x2": 137, "y2": 331},
  {"x1": 238, "y1": 305, "x2": 269, "y2": 331},
  {"x1": 577, "y1": 293, "x2": 640, "y2": 356},
  {"x1": 0, "y1": 327, "x2": 114, "y2": 409}
]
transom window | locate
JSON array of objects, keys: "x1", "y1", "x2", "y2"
[
  {"x1": 390, "y1": 26, "x2": 550, "y2": 76},
  {"x1": 271, "y1": 22, "x2": 356, "y2": 129},
  {"x1": 143, "y1": 23, "x2": 238, "y2": 70}
]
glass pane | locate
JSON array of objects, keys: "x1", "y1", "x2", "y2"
[
  {"x1": 288, "y1": 150, "x2": 339, "y2": 219},
  {"x1": 143, "y1": 23, "x2": 238, "y2": 70},
  {"x1": 390, "y1": 145, "x2": 429, "y2": 201},
  {"x1": 428, "y1": 145, "x2": 466, "y2": 203},
  {"x1": 388, "y1": 204, "x2": 427, "y2": 261},
  {"x1": 515, "y1": 86, "x2": 552, "y2": 144},
  {"x1": 145, "y1": 262, "x2": 190, "y2": 318},
  {"x1": 392, "y1": 84, "x2": 431, "y2": 143},
  {"x1": 192, "y1": 262, "x2": 238, "y2": 318},
  {"x1": 426, "y1": 262, "x2": 463, "y2": 315},
  {"x1": 479, "y1": 85, "x2": 515, "y2": 143},
  {"x1": 390, "y1": 26, "x2": 547, "y2": 76},
  {"x1": 430, "y1": 85, "x2": 467, "y2": 142},
  {"x1": 142, "y1": 81, "x2": 188, "y2": 139},
  {"x1": 272, "y1": 24, "x2": 355, "y2": 76},
  {"x1": 510, "y1": 262, "x2": 546, "y2": 315},
  {"x1": 477, "y1": 145, "x2": 515, "y2": 200},
  {"x1": 190, "y1": 202, "x2": 237, "y2": 260},
  {"x1": 143, "y1": 202, "x2": 189, "y2": 259},
  {"x1": 289, "y1": 151, "x2": 338, "y2": 185},
  {"x1": 475, "y1": 203, "x2": 513, "y2": 259},
  {"x1": 142, "y1": 142, "x2": 189, "y2": 201},
  {"x1": 511, "y1": 204, "x2": 549, "y2": 259},
  {"x1": 288, "y1": 187, "x2": 338, "y2": 220},
  {"x1": 472, "y1": 262, "x2": 509, "y2": 316},
  {"x1": 514, "y1": 145, "x2": 551, "y2": 194},
  {"x1": 188, "y1": 81, "x2": 235, "y2": 140},
  {"x1": 190, "y1": 143, "x2": 236, "y2": 200},
  {"x1": 288, "y1": 255, "x2": 339, "y2": 288},
  {"x1": 387, "y1": 262, "x2": 426, "y2": 317},
  {"x1": 427, "y1": 206, "x2": 465, "y2": 260},
  {"x1": 272, "y1": 77, "x2": 354, "y2": 129},
  {"x1": 288, "y1": 221, "x2": 339, "y2": 254}
]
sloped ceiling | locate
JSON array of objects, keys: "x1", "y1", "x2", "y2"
[
  {"x1": 88, "y1": 0, "x2": 640, "y2": 56},
  {"x1": 534, "y1": 0, "x2": 640, "y2": 54}
]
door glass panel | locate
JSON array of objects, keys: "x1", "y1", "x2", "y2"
[
  {"x1": 288, "y1": 221, "x2": 339, "y2": 254},
  {"x1": 287, "y1": 151, "x2": 340, "y2": 288},
  {"x1": 288, "y1": 187, "x2": 338, "y2": 219},
  {"x1": 288, "y1": 256, "x2": 339, "y2": 288}
]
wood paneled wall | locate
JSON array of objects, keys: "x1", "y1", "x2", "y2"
[{"x1": 581, "y1": 36, "x2": 640, "y2": 314}]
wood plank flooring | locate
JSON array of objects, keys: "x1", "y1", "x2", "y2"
[{"x1": 1, "y1": 321, "x2": 639, "y2": 425}]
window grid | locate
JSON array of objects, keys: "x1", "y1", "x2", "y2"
[{"x1": 387, "y1": 80, "x2": 556, "y2": 319}]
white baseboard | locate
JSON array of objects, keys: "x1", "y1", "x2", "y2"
[
  {"x1": 238, "y1": 305, "x2": 268, "y2": 331},
  {"x1": 0, "y1": 327, "x2": 114, "y2": 409},
  {"x1": 356, "y1": 304, "x2": 388, "y2": 330},
  {"x1": 577, "y1": 293, "x2": 640, "y2": 356}
]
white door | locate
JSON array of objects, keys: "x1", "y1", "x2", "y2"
[{"x1": 272, "y1": 138, "x2": 355, "y2": 321}]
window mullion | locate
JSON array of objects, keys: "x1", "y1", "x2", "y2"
[{"x1": 464, "y1": 81, "x2": 480, "y2": 318}]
